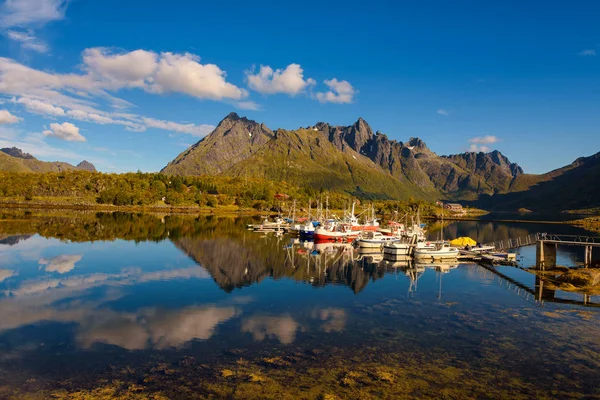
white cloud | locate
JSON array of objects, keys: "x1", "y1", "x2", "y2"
[
  {"x1": 246, "y1": 64, "x2": 315, "y2": 95},
  {"x1": 468, "y1": 144, "x2": 490, "y2": 153},
  {"x1": 315, "y1": 78, "x2": 356, "y2": 104},
  {"x1": 0, "y1": 109, "x2": 21, "y2": 124},
  {"x1": 6, "y1": 29, "x2": 48, "y2": 52},
  {"x1": 142, "y1": 117, "x2": 215, "y2": 137},
  {"x1": 467, "y1": 136, "x2": 498, "y2": 153},
  {"x1": 82, "y1": 48, "x2": 158, "y2": 89},
  {"x1": 65, "y1": 109, "x2": 145, "y2": 132},
  {"x1": 1, "y1": 0, "x2": 68, "y2": 53},
  {"x1": 0, "y1": 0, "x2": 67, "y2": 28},
  {"x1": 578, "y1": 49, "x2": 596, "y2": 57},
  {"x1": 43, "y1": 122, "x2": 86, "y2": 142},
  {"x1": 437, "y1": 108, "x2": 449, "y2": 116},
  {"x1": 0, "y1": 51, "x2": 244, "y2": 138},
  {"x1": 469, "y1": 135, "x2": 499, "y2": 144},
  {"x1": 39, "y1": 254, "x2": 82, "y2": 274},
  {"x1": 236, "y1": 101, "x2": 261, "y2": 111},
  {"x1": 151, "y1": 52, "x2": 247, "y2": 100},
  {"x1": 15, "y1": 97, "x2": 65, "y2": 116}
]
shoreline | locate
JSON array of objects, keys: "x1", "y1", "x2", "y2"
[{"x1": 0, "y1": 201, "x2": 586, "y2": 227}]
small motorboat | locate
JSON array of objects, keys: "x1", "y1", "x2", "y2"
[
  {"x1": 414, "y1": 242, "x2": 459, "y2": 260},
  {"x1": 356, "y1": 231, "x2": 400, "y2": 248}
]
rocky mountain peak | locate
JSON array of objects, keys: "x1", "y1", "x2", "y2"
[
  {"x1": 77, "y1": 160, "x2": 97, "y2": 172},
  {"x1": 1, "y1": 147, "x2": 35, "y2": 160},
  {"x1": 225, "y1": 112, "x2": 240, "y2": 121}
]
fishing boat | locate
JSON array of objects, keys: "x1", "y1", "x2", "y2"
[
  {"x1": 248, "y1": 216, "x2": 289, "y2": 232},
  {"x1": 313, "y1": 222, "x2": 358, "y2": 243},
  {"x1": 299, "y1": 221, "x2": 317, "y2": 239},
  {"x1": 383, "y1": 240, "x2": 435, "y2": 257},
  {"x1": 378, "y1": 221, "x2": 406, "y2": 236},
  {"x1": 383, "y1": 242, "x2": 411, "y2": 257},
  {"x1": 344, "y1": 203, "x2": 379, "y2": 231},
  {"x1": 355, "y1": 231, "x2": 400, "y2": 248},
  {"x1": 413, "y1": 242, "x2": 459, "y2": 260}
]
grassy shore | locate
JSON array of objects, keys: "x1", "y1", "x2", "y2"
[{"x1": 571, "y1": 216, "x2": 600, "y2": 233}]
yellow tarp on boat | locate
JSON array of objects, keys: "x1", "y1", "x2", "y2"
[{"x1": 450, "y1": 237, "x2": 477, "y2": 247}]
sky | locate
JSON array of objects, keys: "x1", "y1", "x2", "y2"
[{"x1": 0, "y1": 0, "x2": 598, "y2": 174}]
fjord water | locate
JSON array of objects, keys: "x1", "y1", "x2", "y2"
[{"x1": 0, "y1": 212, "x2": 599, "y2": 398}]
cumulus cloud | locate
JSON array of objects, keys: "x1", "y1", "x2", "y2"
[
  {"x1": 0, "y1": 50, "x2": 241, "y2": 137},
  {"x1": 43, "y1": 122, "x2": 86, "y2": 142},
  {"x1": 151, "y1": 52, "x2": 247, "y2": 100},
  {"x1": 578, "y1": 49, "x2": 596, "y2": 57},
  {"x1": 0, "y1": 109, "x2": 21, "y2": 124},
  {"x1": 437, "y1": 108, "x2": 449, "y2": 116},
  {"x1": 315, "y1": 78, "x2": 356, "y2": 104},
  {"x1": 39, "y1": 254, "x2": 83, "y2": 274},
  {"x1": 82, "y1": 48, "x2": 158, "y2": 89},
  {"x1": 246, "y1": 64, "x2": 315, "y2": 95}
]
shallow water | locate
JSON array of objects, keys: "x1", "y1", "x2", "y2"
[{"x1": 0, "y1": 211, "x2": 599, "y2": 399}]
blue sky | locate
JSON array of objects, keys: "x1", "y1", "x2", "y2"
[{"x1": 0, "y1": 0, "x2": 598, "y2": 174}]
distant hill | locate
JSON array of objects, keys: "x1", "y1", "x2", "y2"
[
  {"x1": 162, "y1": 113, "x2": 524, "y2": 201},
  {"x1": 0, "y1": 147, "x2": 96, "y2": 173},
  {"x1": 469, "y1": 151, "x2": 600, "y2": 212}
]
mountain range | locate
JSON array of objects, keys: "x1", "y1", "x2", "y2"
[
  {"x1": 1, "y1": 112, "x2": 598, "y2": 212},
  {"x1": 0, "y1": 147, "x2": 96, "y2": 173},
  {"x1": 162, "y1": 113, "x2": 530, "y2": 201},
  {"x1": 162, "y1": 113, "x2": 600, "y2": 211}
]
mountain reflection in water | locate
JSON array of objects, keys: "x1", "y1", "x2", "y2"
[{"x1": 0, "y1": 211, "x2": 599, "y2": 399}]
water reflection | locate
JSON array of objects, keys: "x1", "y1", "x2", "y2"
[
  {"x1": 0, "y1": 211, "x2": 599, "y2": 398},
  {"x1": 241, "y1": 315, "x2": 300, "y2": 344},
  {"x1": 39, "y1": 254, "x2": 83, "y2": 273},
  {"x1": 78, "y1": 306, "x2": 239, "y2": 350}
]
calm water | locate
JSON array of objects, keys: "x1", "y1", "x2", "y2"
[{"x1": 0, "y1": 211, "x2": 599, "y2": 399}]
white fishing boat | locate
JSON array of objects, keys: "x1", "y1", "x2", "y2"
[
  {"x1": 413, "y1": 242, "x2": 459, "y2": 260},
  {"x1": 383, "y1": 242, "x2": 412, "y2": 256},
  {"x1": 383, "y1": 240, "x2": 435, "y2": 257},
  {"x1": 356, "y1": 231, "x2": 400, "y2": 248}
]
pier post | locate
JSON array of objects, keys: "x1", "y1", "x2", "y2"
[
  {"x1": 536, "y1": 240, "x2": 557, "y2": 269},
  {"x1": 584, "y1": 246, "x2": 593, "y2": 267},
  {"x1": 534, "y1": 275, "x2": 555, "y2": 302}
]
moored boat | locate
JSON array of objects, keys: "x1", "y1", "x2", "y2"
[
  {"x1": 414, "y1": 242, "x2": 459, "y2": 260},
  {"x1": 356, "y1": 231, "x2": 400, "y2": 248}
]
